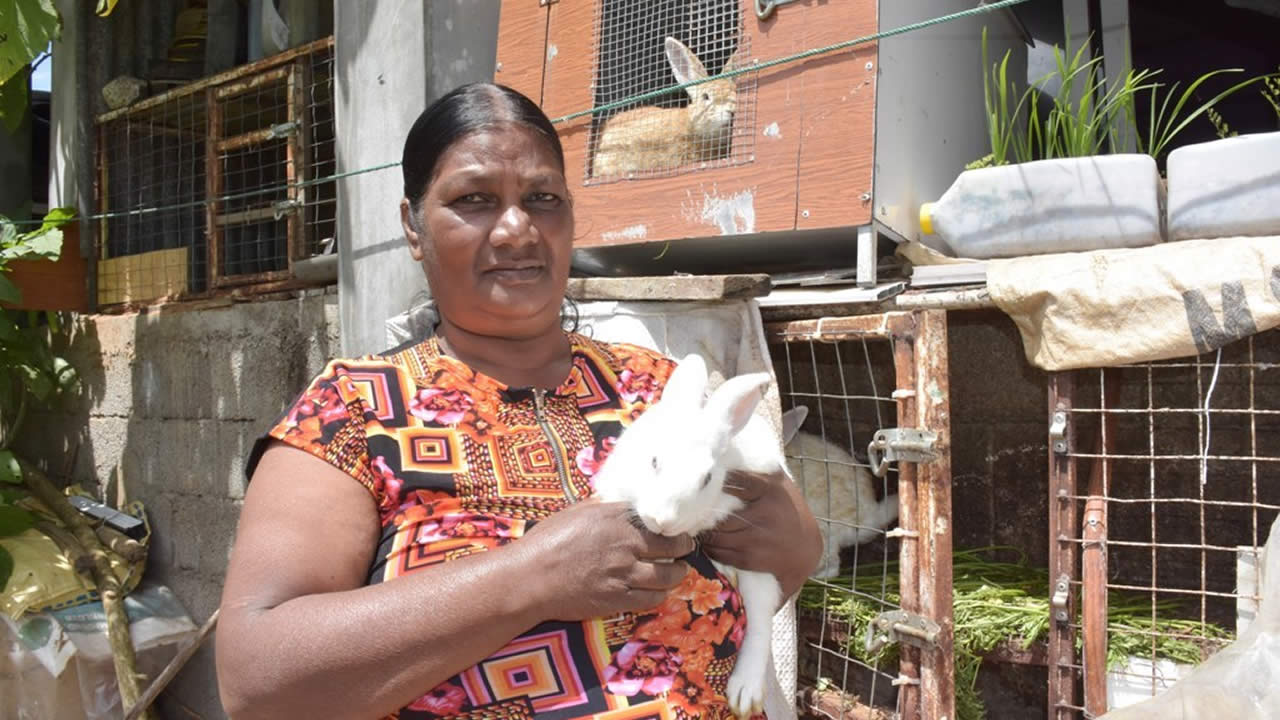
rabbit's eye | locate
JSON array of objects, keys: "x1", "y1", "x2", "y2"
[
  {"x1": 700, "y1": 473, "x2": 712, "y2": 488},
  {"x1": 650, "y1": 456, "x2": 659, "y2": 470},
  {"x1": 701, "y1": 92, "x2": 711, "y2": 102}
]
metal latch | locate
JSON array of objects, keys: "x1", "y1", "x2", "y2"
[
  {"x1": 864, "y1": 610, "x2": 941, "y2": 654},
  {"x1": 266, "y1": 121, "x2": 299, "y2": 139},
  {"x1": 1050, "y1": 574, "x2": 1070, "y2": 623},
  {"x1": 1049, "y1": 410, "x2": 1068, "y2": 455},
  {"x1": 867, "y1": 428, "x2": 939, "y2": 478},
  {"x1": 273, "y1": 198, "x2": 302, "y2": 220}
]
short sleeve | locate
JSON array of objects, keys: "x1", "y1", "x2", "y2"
[{"x1": 244, "y1": 359, "x2": 382, "y2": 504}]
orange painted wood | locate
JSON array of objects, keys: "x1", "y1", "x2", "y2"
[
  {"x1": 524, "y1": 0, "x2": 877, "y2": 248},
  {"x1": 5, "y1": 224, "x2": 89, "y2": 312},
  {"x1": 494, "y1": 2, "x2": 550, "y2": 104},
  {"x1": 789, "y1": 2, "x2": 877, "y2": 231}
]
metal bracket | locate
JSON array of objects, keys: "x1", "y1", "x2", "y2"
[
  {"x1": 1050, "y1": 574, "x2": 1070, "y2": 623},
  {"x1": 1049, "y1": 409, "x2": 1068, "y2": 455},
  {"x1": 272, "y1": 198, "x2": 302, "y2": 220},
  {"x1": 266, "y1": 121, "x2": 299, "y2": 140},
  {"x1": 867, "y1": 428, "x2": 939, "y2": 478},
  {"x1": 864, "y1": 610, "x2": 941, "y2": 654}
]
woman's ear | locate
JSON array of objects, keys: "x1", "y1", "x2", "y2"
[{"x1": 401, "y1": 197, "x2": 427, "y2": 262}]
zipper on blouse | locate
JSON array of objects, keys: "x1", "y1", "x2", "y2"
[{"x1": 533, "y1": 388, "x2": 576, "y2": 504}]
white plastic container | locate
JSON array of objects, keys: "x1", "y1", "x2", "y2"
[
  {"x1": 919, "y1": 154, "x2": 1165, "y2": 259},
  {"x1": 1167, "y1": 131, "x2": 1280, "y2": 242}
]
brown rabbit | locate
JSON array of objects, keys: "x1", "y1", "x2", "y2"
[{"x1": 592, "y1": 37, "x2": 739, "y2": 177}]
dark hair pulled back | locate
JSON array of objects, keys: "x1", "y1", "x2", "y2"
[{"x1": 401, "y1": 83, "x2": 565, "y2": 214}]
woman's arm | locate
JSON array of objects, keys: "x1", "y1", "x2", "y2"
[
  {"x1": 702, "y1": 470, "x2": 823, "y2": 599},
  {"x1": 216, "y1": 442, "x2": 694, "y2": 720}
]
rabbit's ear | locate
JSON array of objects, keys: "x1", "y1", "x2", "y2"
[
  {"x1": 665, "y1": 36, "x2": 709, "y2": 88},
  {"x1": 661, "y1": 353, "x2": 709, "y2": 408},
  {"x1": 703, "y1": 372, "x2": 771, "y2": 449},
  {"x1": 781, "y1": 405, "x2": 808, "y2": 444}
]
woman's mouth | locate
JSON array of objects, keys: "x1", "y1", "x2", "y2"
[{"x1": 485, "y1": 264, "x2": 545, "y2": 284}]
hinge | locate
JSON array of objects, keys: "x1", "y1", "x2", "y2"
[
  {"x1": 864, "y1": 609, "x2": 941, "y2": 653},
  {"x1": 1049, "y1": 409, "x2": 1069, "y2": 455},
  {"x1": 867, "y1": 428, "x2": 939, "y2": 478}
]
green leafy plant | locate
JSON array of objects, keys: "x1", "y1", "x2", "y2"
[
  {"x1": 799, "y1": 547, "x2": 1233, "y2": 720},
  {"x1": 0, "y1": 0, "x2": 61, "y2": 134},
  {"x1": 978, "y1": 27, "x2": 1265, "y2": 169},
  {"x1": 0, "y1": 207, "x2": 78, "y2": 591}
]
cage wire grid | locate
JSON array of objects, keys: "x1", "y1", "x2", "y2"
[
  {"x1": 586, "y1": 0, "x2": 757, "y2": 184},
  {"x1": 773, "y1": 334, "x2": 905, "y2": 718},
  {"x1": 94, "y1": 39, "x2": 335, "y2": 306},
  {"x1": 1053, "y1": 330, "x2": 1280, "y2": 715}
]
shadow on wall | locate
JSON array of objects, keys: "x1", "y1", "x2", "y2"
[{"x1": 17, "y1": 291, "x2": 339, "y2": 719}]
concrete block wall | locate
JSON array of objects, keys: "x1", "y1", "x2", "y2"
[{"x1": 18, "y1": 288, "x2": 340, "y2": 719}]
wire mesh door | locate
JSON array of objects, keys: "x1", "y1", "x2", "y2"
[
  {"x1": 1047, "y1": 330, "x2": 1280, "y2": 718},
  {"x1": 765, "y1": 310, "x2": 953, "y2": 720}
]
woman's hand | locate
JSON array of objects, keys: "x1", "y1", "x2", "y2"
[
  {"x1": 520, "y1": 499, "x2": 696, "y2": 621},
  {"x1": 702, "y1": 470, "x2": 823, "y2": 599}
]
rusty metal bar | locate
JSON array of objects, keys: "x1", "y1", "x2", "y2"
[
  {"x1": 95, "y1": 36, "x2": 335, "y2": 123},
  {"x1": 1047, "y1": 372, "x2": 1080, "y2": 719},
  {"x1": 890, "y1": 315, "x2": 921, "y2": 720},
  {"x1": 912, "y1": 309, "x2": 955, "y2": 720},
  {"x1": 205, "y1": 87, "x2": 222, "y2": 289},
  {"x1": 1082, "y1": 372, "x2": 1116, "y2": 715},
  {"x1": 214, "y1": 206, "x2": 280, "y2": 226},
  {"x1": 213, "y1": 268, "x2": 292, "y2": 289},
  {"x1": 764, "y1": 312, "x2": 913, "y2": 343},
  {"x1": 216, "y1": 66, "x2": 291, "y2": 101}
]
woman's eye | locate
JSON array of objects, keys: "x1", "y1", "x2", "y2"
[
  {"x1": 527, "y1": 192, "x2": 561, "y2": 205},
  {"x1": 453, "y1": 193, "x2": 489, "y2": 205}
]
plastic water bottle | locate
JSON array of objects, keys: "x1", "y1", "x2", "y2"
[
  {"x1": 1168, "y1": 132, "x2": 1280, "y2": 242},
  {"x1": 918, "y1": 154, "x2": 1165, "y2": 259}
]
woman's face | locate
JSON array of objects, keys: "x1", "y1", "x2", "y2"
[{"x1": 401, "y1": 125, "x2": 573, "y2": 340}]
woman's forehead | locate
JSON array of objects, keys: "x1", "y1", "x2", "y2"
[{"x1": 429, "y1": 126, "x2": 563, "y2": 185}]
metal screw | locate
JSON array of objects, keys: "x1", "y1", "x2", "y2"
[
  {"x1": 865, "y1": 62, "x2": 874, "y2": 71},
  {"x1": 859, "y1": 192, "x2": 871, "y2": 202},
  {"x1": 801, "y1": 209, "x2": 810, "y2": 218}
]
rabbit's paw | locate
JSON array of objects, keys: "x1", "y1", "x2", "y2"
[{"x1": 724, "y1": 661, "x2": 766, "y2": 719}]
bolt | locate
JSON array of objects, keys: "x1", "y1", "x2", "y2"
[
  {"x1": 801, "y1": 209, "x2": 810, "y2": 218},
  {"x1": 865, "y1": 62, "x2": 874, "y2": 71},
  {"x1": 860, "y1": 192, "x2": 871, "y2": 202}
]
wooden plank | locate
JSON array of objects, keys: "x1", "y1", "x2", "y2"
[
  {"x1": 1047, "y1": 373, "x2": 1080, "y2": 719},
  {"x1": 286, "y1": 60, "x2": 304, "y2": 263},
  {"x1": 891, "y1": 315, "x2": 921, "y2": 720},
  {"x1": 913, "y1": 309, "x2": 955, "y2": 720},
  {"x1": 205, "y1": 86, "x2": 223, "y2": 288},
  {"x1": 565, "y1": 273, "x2": 770, "y2": 301},
  {"x1": 493, "y1": 2, "x2": 549, "y2": 103},
  {"x1": 95, "y1": 36, "x2": 334, "y2": 123},
  {"x1": 765, "y1": 312, "x2": 911, "y2": 343},
  {"x1": 792, "y1": 3, "x2": 877, "y2": 231},
  {"x1": 215, "y1": 66, "x2": 291, "y2": 100}
]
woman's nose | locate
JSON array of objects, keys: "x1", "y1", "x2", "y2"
[{"x1": 489, "y1": 203, "x2": 535, "y2": 247}]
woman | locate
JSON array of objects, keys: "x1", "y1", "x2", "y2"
[{"x1": 216, "y1": 83, "x2": 822, "y2": 720}]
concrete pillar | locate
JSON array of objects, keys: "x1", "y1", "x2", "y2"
[
  {"x1": 47, "y1": 0, "x2": 95, "y2": 256},
  {"x1": 334, "y1": 0, "x2": 500, "y2": 356}
]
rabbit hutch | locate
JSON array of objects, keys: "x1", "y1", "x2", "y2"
[{"x1": 493, "y1": 0, "x2": 1027, "y2": 283}]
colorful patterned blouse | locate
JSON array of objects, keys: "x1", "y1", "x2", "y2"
[{"x1": 249, "y1": 333, "x2": 757, "y2": 720}]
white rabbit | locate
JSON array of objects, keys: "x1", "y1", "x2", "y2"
[
  {"x1": 780, "y1": 406, "x2": 899, "y2": 579},
  {"x1": 592, "y1": 36, "x2": 738, "y2": 177},
  {"x1": 592, "y1": 353, "x2": 785, "y2": 720}
]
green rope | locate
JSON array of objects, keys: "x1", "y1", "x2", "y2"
[
  {"x1": 550, "y1": 0, "x2": 1033, "y2": 123},
  {"x1": 6, "y1": 0, "x2": 1030, "y2": 229}
]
